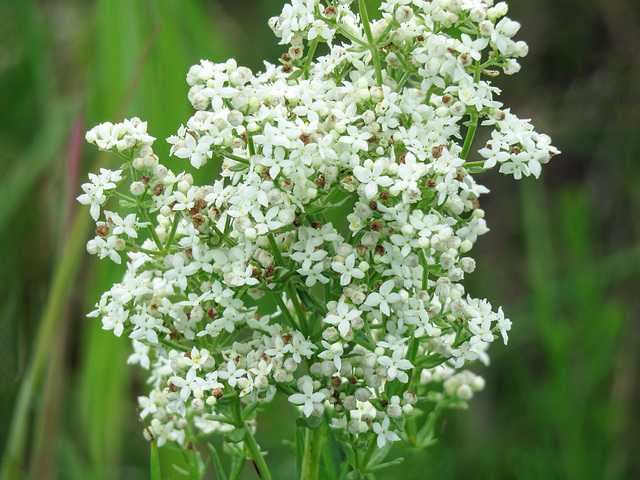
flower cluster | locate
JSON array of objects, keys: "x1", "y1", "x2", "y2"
[{"x1": 80, "y1": 0, "x2": 557, "y2": 471}]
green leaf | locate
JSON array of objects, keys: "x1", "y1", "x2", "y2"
[
  {"x1": 242, "y1": 402, "x2": 260, "y2": 421},
  {"x1": 229, "y1": 455, "x2": 246, "y2": 480},
  {"x1": 415, "y1": 354, "x2": 448, "y2": 369},
  {"x1": 150, "y1": 440, "x2": 161, "y2": 480},
  {"x1": 288, "y1": 69, "x2": 304, "y2": 80},
  {"x1": 325, "y1": 430, "x2": 342, "y2": 478},
  {"x1": 366, "y1": 443, "x2": 392, "y2": 469},
  {"x1": 335, "y1": 437, "x2": 356, "y2": 466},
  {"x1": 224, "y1": 428, "x2": 247, "y2": 444},
  {"x1": 367, "y1": 457, "x2": 404, "y2": 472},
  {"x1": 295, "y1": 426, "x2": 305, "y2": 479},
  {"x1": 297, "y1": 289, "x2": 329, "y2": 315},
  {"x1": 296, "y1": 414, "x2": 323, "y2": 430},
  {"x1": 441, "y1": 26, "x2": 463, "y2": 40},
  {"x1": 208, "y1": 444, "x2": 229, "y2": 480},
  {"x1": 171, "y1": 464, "x2": 189, "y2": 475}
]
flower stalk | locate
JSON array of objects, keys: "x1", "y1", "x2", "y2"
[{"x1": 300, "y1": 428, "x2": 323, "y2": 480}]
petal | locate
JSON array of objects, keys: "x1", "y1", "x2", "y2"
[
  {"x1": 310, "y1": 392, "x2": 325, "y2": 403},
  {"x1": 364, "y1": 182, "x2": 378, "y2": 199},
  {"x1": 302, "y1": 401, "x2": 314, "y2": 417},
  {"x1": 288, "y1": 394, "x2": 306, "y2": 405},
  {"x1": 338, "y1": 320, "x2": 350, "y2": 337}
]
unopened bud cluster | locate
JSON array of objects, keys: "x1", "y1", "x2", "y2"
[{"x1": 80, "y1": 0, "x2": 557, "y2": 458}]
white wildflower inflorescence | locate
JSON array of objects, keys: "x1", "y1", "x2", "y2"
[{"x1": 80, "y1": 0, "x2": 558, "y2": 470}]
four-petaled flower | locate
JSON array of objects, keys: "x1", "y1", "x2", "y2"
[{"x1": 288, "y1": 381, "x2": 326, "y2": 417}]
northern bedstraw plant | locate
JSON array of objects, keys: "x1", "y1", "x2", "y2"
[{"x1": 79, "y1": 1, "x2": 558, "y2": 478}]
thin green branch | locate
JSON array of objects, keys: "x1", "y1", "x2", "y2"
[
  {"x1": 336, "y1": 26, "x2": 368, "y2": 46},
  {"x1": 463, "y1": 160, "x2": 486, "y2": 169},
  {"x1": 272, "y1": 291, "x2": 300, "y2": 332},
  {"x1": 303, "y1": 38, "x2": 319, "y2": 79},
  {"x1": 164, "y1": 212, "x2": 181, "y2": 251},
  {"x1": 112, "y1": 190, "x2": 137, "y2": 203},
  {"x1": 243, "y1": 425, "x2": 272, "y2": 480},
  {"x1": 139, "y1": 206, "x2": 164, "y2": 251},
  {"x1": 267, "y1": 233, "x2": 286, "y2": 267},
  {"x1": 287, "y1": 283, "x2": 309, "y2": 336},
  {"x1": 358, "y1": 0, "x2": 383, "y2": 85},
  {"x1": 160, "y1": 338, "x2": 190, "y2": 352},
  {"x1": 219, "y1": 150, "x2": 250, "y2": 164}
]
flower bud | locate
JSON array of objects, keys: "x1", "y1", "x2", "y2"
[
  {"x1": 343, "y1": 395, "x2": 357, "y2": 410},
  {"x1": 355, "y1": 388, "x2": 371, "y2": 402},
  {"x1": 469, "y1": 6, "x2": 487, "y2": 23},
  {"x1": 388, "y1": 403, "x2": 402, "y2": 418},
  {"x1": 472, "y1": 376, "x2": 486, "y2": 391},
  {"x1": 456, "y1": 384, "x2": 473, "y2": 400},
  {"x1": 284, "y1": 358, "x2": 298, "y2": 372},
  {"x1": 348, "y1": 420, "x2": 361, "y2": 435}
]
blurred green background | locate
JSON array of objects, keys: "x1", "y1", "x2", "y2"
[{"x1": 1, "y1": 0, "x2": 639, "y2": 478}]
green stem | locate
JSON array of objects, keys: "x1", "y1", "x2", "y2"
[
  {"x1": 460, "y1": 116, "x2": 478, "y2": 160},
  {"x1": 336, "y1": 26, "x2": 368, "y2": 46},
  {"x1": 358, "y1": 0, "x2": 383, "y2": 85},
  {"x1": 460, "y1": 67, "x2": 483, "y2": 160},
  {"x1": 112, "y1": 190, "x2": 137, "y2": 203},
  {"x1": 160, "y1": 338, "x2": 190, "y2": 352},
  {"x1": 463, "y1": 160, "x2": 486, "y2": 169},
  {"x1": 303, "y1": 38, "x2": 319, "y2": 79},
  {"x1": 352, "y1": 334, "x2": 375, "y2": 351},
  {"x1": 272, "y1": 291, "x2": 299, "y2": 331},
  {"x1": 408, "y1": 334, "x2": 420, "y2": 364},
  {"x1": 213, "y1": 224, "x2": 237, "y2": 247},
  {"x1": 219, "y1": 150, "x2": 250, "y2": 164},
  {"x1": 287, "y1": 283, "x2": 309, "y2": 336},
  {"x1": 139, "y1": 206, "x2": 164, "y2": 251},
  {"x1": 267, "y1": 233, "x2": 286, "y2": 267},
  {"x1": 418, "y1": 250, "x2": 429, "y2": 290},
  {"x1": 243, "y1": 425, "x2": 272, "y2": 480},
  {"x1": 301, "y1": 427, "x2": 323, "y2": 480},
  {"x1": 416, "y1": 401, "x2": 443, "y2": 446},
  {"x1": 358, "y1": 437, "x2": 378, "y2": 473},
  {"x1": 164, "y1": 212, "x2": 180, "y2": 251},
  {"x1": 131, "y1": 245, "x2": 161, "y2": 255}
]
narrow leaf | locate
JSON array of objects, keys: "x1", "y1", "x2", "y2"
[
  {"x1": 150, "y1": 440, "x2": 161, "y2": 480},
  {"x1": 208, "y1": 444, "x2": 229, "y2": 480}
]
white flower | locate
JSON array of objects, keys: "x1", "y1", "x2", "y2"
[
  {"x1": 307, "y1": 20, "x2": 334, "y2": 44},
  {"x1": 173, "y1": 131, "x2": 214, "y2": 168},
  {"x1": 298, "y1": 262, "x2": 330, "y2": 287},
  {"x1": 164, "y1": 254, "x2": 200, "y2": 291},
  {"x1": 372, "y1": 415, "x2": 401, "y2": 448},
  {"x1": 364, "y1": 280, "x2": 402, "y2": 316},
  {"x1": 77, "y1": 169, "x2": 122, "y2": 221},
  {"x1": 288, "y1": 381, "x2": 325, "y2": 417},
  {"x1": 353, "y1": 161, "x2": 393, "y2": 199},
  {"x1": 318, "y1": 340, "x2": 343, "y2": 371},
  {"x1": 377, "y1": 347, "x2": 414, "y2": 383},
  {"x1": 324, "y1": 297, "x2": 362, "y2": 337},
  {"x1": 496, "y1": 307, "x2": 512, "y2": 344},
  {"x1": 332, "y1": 254, "x2": 365, "y2": 286}
]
